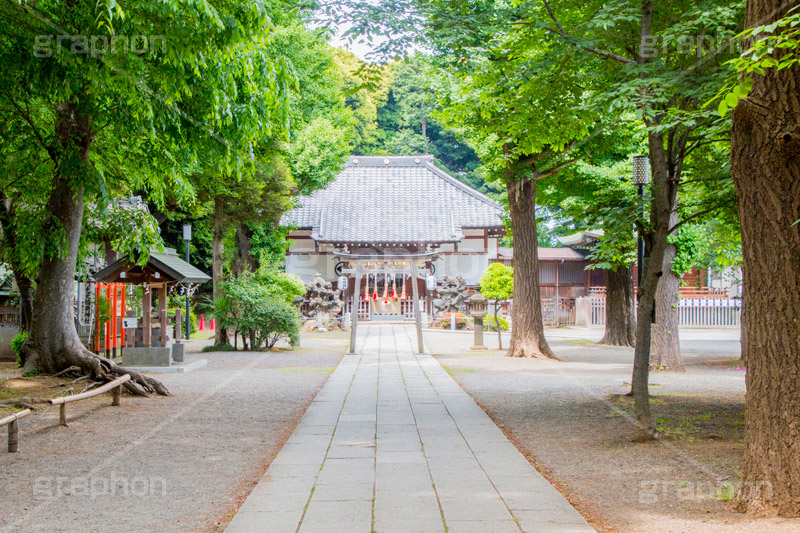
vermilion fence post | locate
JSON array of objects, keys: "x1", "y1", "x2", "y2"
[
  {"x1": 94, "y1": 283, "x2": 102, "y2": 353},
  {"x1": 105, "y1": 283, "x2": 112, "y2": 357},
  {"x1": 111, "y1": 283, "x2": 118, "y2": 358},
  {"x1": 120, "y1": 284, "x2": 126, "y2": 349}
]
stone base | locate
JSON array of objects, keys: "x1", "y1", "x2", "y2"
[
  {"x1": 123, "y1": 346, "x2": 172, "y2": 367},
  {"x1": 469, "y1": 345, "x2": 489, "y2": 351},
  {"x1": 172, "y1": 343, "x2": 185, "y2": 363}
]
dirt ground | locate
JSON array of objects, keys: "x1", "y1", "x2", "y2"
[
  {"x1": 425, "y1": 327, "x2": 800, "y2": 533},
  {"x1": 0, "y1": 332, "x2": 346, "y2": 533}
]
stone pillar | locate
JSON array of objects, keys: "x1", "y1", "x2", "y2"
[
  {"x1": 471, "y1": 317, "x2": 488, "y2": 351},
  {"x1": 175, "y1": 308, "x2": 183, "y2": 342},
  {"x1": 574, "y1": 297, "x2": 591, "y2": 328}
]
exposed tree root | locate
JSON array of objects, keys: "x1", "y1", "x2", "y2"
[
  {"x1": 0, "y1": 397, "x2": 50, "y2": 408},
  {"x1": 23, "y1": 344, "x2": 170, "y2": 397},
  {"x1": 598, "y1": 331, "x2": 635, "y2": 348},
  {"x1": 506, "y1": 341, "x2": 561, "y2": 360},
  {"x1": 74, "y1": 348, "x2": 171, "y2": 396},
  {"x1": 54, "y1": 366, "x2": 82, "y2": 377}
]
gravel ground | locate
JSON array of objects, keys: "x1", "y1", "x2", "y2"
[
  {"x1": 425, "y1": 326, "x2": 800, "y2": 533},
  {"x1": 0, "y1": 332, "x2": 346, "y2": 533}
]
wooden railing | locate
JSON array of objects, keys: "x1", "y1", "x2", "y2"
[
  {"x1": 1, "y1": 409, "x2": 31, "y2": 453},
  {"x1": 49, "y1": 374, "x2": 131, "y2": 426},
  {"x1": 542, "y1": 298, "x2": 577, "y2": 326}
]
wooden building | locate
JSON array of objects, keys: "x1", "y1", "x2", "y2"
[{"x1": 282, "y1": 156, "x2": 506, "y2": 320}]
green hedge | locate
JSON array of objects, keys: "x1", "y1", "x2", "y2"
[{"x1": 485, "y1": 315, "x2": 509, "y2": 332}]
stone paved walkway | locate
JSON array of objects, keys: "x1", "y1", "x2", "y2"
[{"x1": 226, "y1": 324, "x2": 593, "y2": 532}]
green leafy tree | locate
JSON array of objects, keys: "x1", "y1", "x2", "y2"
[
  {"x1": 479, "y1": 263, "x2": 513, "y2": 350},
  {"x1": 541, "y1": 155, "x2": 641, "y2": 347},
  {"x1": 529, "y1": 0, "x2": 745, "y2": 437},
  {"x1": 0, "y1": 0, "x2": 296, "y2": 394}
]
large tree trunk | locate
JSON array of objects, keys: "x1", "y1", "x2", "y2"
[
  {"x1": 739, "y1": 277, "x2": 747, "y2": 365},
  {"x1": 650, "y1": 233, "x2": 684, "y2": 371},
  {"x1": 729, "y1": 0, "x2": 800, "y2": 515},
  {"x1": 631, "y1": 130, "x2": 676, "y2": 440},
  {"x1": 20, "y1": 103, "x2": 167, "y2": 396},
  {"x1": 231, "y1": 223, "x2": 256, "y2": 277},
  {"x1": 16, "y1": 276, "x2": 34, "y2": 332},
  {"x1": 599, "y1": 266, "x2": 636, "y2": 347},
  {"x1": 506, "y1": 179, "x2": 556, "y2": 359},
  {"x1": 213, "y1": 196, "x2": 228, "y2": 345}
]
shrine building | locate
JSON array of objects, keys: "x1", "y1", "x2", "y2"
[{"x1": 281, "y1": 156, "x2": 506, "y2": 319}]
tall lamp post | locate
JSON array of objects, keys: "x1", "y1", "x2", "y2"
[
  {"x1": 632, "y1": 155, "x2": 651, "y2": 284},
  {"x1": 183, "y1": 223, "x2": 192, "y2": 340}
]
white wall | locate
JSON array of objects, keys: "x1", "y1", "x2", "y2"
[{"x1": 286, "y1": 254, "x2": 335, "y2": 283}]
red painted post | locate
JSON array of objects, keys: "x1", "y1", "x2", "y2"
[
  {"x1": 105, "y1": 283, "x2": 112, "y2": 356},
  {"x1": 111, "y1": 283, "x2": 118, "y2": 356},
  {"x1": 120, "y1": 284, "x2": 126, "y2": 348},
  {"x1": 94, "y1": 283, "x2": 102, "y2": 353}
]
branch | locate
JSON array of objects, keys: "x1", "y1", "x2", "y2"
[
  {"x1": 684, "y1": 138, "x2": 729, "y2": 157},
  {"x1": 541, "y1": 0, "x2": 635, "y2": 64},
  {"x1": 517, "y1": 148, "x2": 553, "y2": 167},
  {"x1": 537, "y1": 157, "x2": 581, "y2": 179},
  {"x1": 678, "y1": 175, "x2": 730, "y2": 186},
  {"x1": 668, "y1": 203, "x2": 733, "y2": 234},
  {"x1": 2, "y1": 94, "x2": 53, "y2": 158}
]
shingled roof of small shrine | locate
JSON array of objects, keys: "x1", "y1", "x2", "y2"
[{"x1": 281, "y1": 156, "x2": 504, "y2": 243}]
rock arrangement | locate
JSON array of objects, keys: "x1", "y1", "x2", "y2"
[
  {"x1": 434, "y1": 275, "x2": 469, "y2": 316},
  {"x1": 303, "y1": 273, "x2": 343, "y2": 331}
]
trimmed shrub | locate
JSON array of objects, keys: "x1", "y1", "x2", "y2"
[
  {"x1": 485, "y1": 315, "x2": 509, "y2": 332},
  {"x1": 214, "y1": 271, "x2": 301, "y2": 350}
]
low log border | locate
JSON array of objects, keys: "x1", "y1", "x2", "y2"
[
  {"x1": 1, "y1": 409, "x2": 32, "y2": 453},
  {"x1": 49, "y1": 374, "x2": 131, "y2": 427}
]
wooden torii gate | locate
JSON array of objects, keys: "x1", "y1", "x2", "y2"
[{"x1": 335, "y1": 252, "x2": 438, "y2": 354}]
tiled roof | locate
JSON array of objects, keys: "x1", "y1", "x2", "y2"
[
  {"x1": 281, "y1": 156, "x2": 504, "y2": 243},
  {"x1": 557, "y1": 230, "x2": 604, "y2": 248},
  {"x1": 538, "y1": 248, "x2": 589, "y2": 261},
  {"x1": 93, "y1": 248, "x2": 211, "y2": 284}
]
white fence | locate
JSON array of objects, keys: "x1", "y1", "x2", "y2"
[
  {"x1": 677, "y1": 298, "x2": 741, "y2": 326},
  {"x1": 588, "y1": 297, "x2": 740, "y2": 327},
  {"x1": 343, "y1": 299, "x2": 431, "y2": 321}
]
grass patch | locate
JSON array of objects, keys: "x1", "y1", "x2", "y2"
[
  {"x1": 201, "y1": 343, "x2": 236, "y2": 353},
  {"x1": 558, "y1": 339, "x2": 601, "y2": 346},
  {"x1": 443, "y1": 366, "x2": 478, "y2": 377},
  {"x1": 715, "y1": 482, "x2": 737, "y2": 502}
]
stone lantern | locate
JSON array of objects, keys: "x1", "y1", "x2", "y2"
[{"x1": 469, "y1": 291, "x2": 488, "y2": 351}]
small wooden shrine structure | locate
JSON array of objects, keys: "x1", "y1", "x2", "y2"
[
  {"x1": 335, "y1": 251, "x2": 437, "y2": 354},
  {"x1": 93, "y1": 248, "x2": 210, "y2": 356}
]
